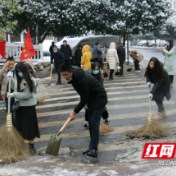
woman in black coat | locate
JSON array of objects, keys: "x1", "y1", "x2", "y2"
[{"x1": 145, "y1": 57, "x2": 171, "y2": 120}]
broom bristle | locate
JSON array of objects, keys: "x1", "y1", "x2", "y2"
[
  {"x1": 37, "y1": 97, "x2": 45, "y2": 104},
  {"x1": 0, "y1": 126, "x2": 30, "y2": 164},
  {"x1": 125, "y1": 118, "x2": 168, "y2": 138},
  {"x1": 99, "y1": 122, "x2": 115, "y2": 134}
]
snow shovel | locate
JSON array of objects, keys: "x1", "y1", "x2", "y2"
[{"x1": 45, "y1": 118, "x2": 71, "y2": 156}]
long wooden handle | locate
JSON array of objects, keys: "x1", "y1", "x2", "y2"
[
  {"x1": 50, "y1": 67, "x2": 53, "y2": 81},
  {"x1": 8, "y1": 77, "x2": 11, "y2": 113},
  {"x1": 59, "y1": 118, "x2": 71, "y2": 133},
  {"x1": 148, "y1": 87, "x2": 152, "y2": 113}
]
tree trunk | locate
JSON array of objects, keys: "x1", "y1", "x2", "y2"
[{"x1": 123, "y1": 32, "x2": 126, "y2": 47}]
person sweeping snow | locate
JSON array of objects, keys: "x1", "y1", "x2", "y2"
[
  {"x1": 61, "y1": 64, "x2": 107, "y2": 158},
  {"x1": 145, "y1": 57, "x2": 171, "y2": 120},
  {"x1": 7, "y1": 62, "x2": 40, "y2": 155}
]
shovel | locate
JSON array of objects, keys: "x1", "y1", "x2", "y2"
[{"x1": 45, "y1": 118, "x2": 71, "y2": 156}]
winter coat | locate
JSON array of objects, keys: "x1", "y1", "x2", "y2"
[
  {"x1": 86, "y1": 68, "x2": 104, "y2": 86},
  {"x1": 163, "y1": 46, "x2": 176, "y2": 75},
  {"x1": 51, "y1": 50, "x2": 64, "y2": 67},
  {"x1": 106, "y1": 43, "x2": 119, "y2": 70},
  {"x1": 49, "y1": 44, "x2": 55, "y2": 54},
  {"x1": 74, "y1": 48, "x2": 82, "y2": 64},
  {"x1": 146, "y1": 69, "x2": 171, "y2": 101},
  {"x1": 60, "y1": 44, "x2": 72, "y2": 60},
  {"x1": 130, "y1": 50, "x2": 144, "y2": 62},
  {"x1": 11, "y1": 77, "x2": 38, "y2": 107},
  {"x1": 92, "y1": 45, "x2": 102, "y2": 59},
  {"x1": 0, "y1": 68, "x2": 15, "y2": 99},
  {"x1": 68, "y1": 67, "x2": 107, "y2": 113},
  {"x1": 81, "y1": 45, "x2": 92, "y2": 69},
  {"x1": 117, "y1": 46, "x2": 125, "y2": 63}
]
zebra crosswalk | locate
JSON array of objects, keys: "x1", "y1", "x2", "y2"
[{"x1": 35, "y1": 71, "x2": 175, "y2": 161}]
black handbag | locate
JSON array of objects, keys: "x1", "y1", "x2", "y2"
[{"x1": 12, "y1": 101, "x2": 20, "y2": 111}]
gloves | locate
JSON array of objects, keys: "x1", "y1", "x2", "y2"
[
  {"x1": 81, "y1": 65, "x2": 83, "y2": 68},
  {"x1": 146, "y1": 82, "x2": 151, "y2": 88},
  {"x1": 7, "y1": 92, "x2": 14, "y2": 98},
  {"x1": 7, "y1": 71, "x2": 13, "y2": 77},
  {"x1": 51, "y1": 64, "x2": 54, "y2": 68},
  {"x1": 148, "y1": 93, "x2": 153, "y2": 99}
]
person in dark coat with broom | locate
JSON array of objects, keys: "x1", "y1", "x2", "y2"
[
  {"x1": 84, "y1": 62, "x2": 110, "y2": 127},
  {"x1": 145, "y1": 57, "x2": 171, "y2": 120},
  {"x1": 7, "y1": 62, "x2": 40, "y2": 155},
  {"x1": 61, "y1": 63, "x2": 107, "y2": 158}
]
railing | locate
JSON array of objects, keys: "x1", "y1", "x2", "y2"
[{"x1": 0, "y1": 43, "x2": 43, "y2": 60}]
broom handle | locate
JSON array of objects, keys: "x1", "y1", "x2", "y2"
[
  {"x1": 8, "y1": 77, "x2": 11, "y2": 113},
  {"x1": 149, "y1": 87, "x2": 152, "y2": 113},
  {"x1": 58, "y1": 118, "x2": 71, "y2": 133},
  {"x1": 50, "y1": 67, "x2": 53, "y2": 81}
]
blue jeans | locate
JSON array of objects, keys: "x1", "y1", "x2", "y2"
[
  {"x1": 5, "y1": 97, "x2": 15, "y2": 126},
  {"x1": 89, "y1": 107, "x2": 104, "y2": 151}
]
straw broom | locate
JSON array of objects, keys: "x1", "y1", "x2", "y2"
[
  {"x1": 0, "y1": 77, "x2": 29, "y2": 164},
  {"x1": 125, "y1": 88, "x2": 167, "y2": 139},
  {"x1": 99, "y1": 122, "x2": 115, "y2": 134}
]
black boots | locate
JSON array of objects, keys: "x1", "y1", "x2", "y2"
[
  {"x1": 28, "y1": 143, "x2": 36, "y2": 155},
  {"x1": 83, "y1": 149, "x2": 97, "y2": 158},
  {"x1": 86, "y1": 149, "x2": 97, "y2": 158}
]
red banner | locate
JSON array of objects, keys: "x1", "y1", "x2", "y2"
[
  {"x1": 20, "y1": 30, "x2": 36, "y2": 61},
  {"x1": 0, "y1": 40, "x2": 6, "y2": 59}
]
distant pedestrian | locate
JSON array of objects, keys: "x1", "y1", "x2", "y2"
[
  {"x1": 74, "y1": 45, "x2": 82, "y2": 67},
  {"x1": 60, "y1": 40, "x2": 72, "y2": 64},
  {"x1": 145, "y1": 57, "x2": 171, "y2": 120},
  {"x1": 117, "y1": 43, "x2": 125, "y2": 76},
  {"x1": 51, "y1": 45, "x2": 64, "y2": 85},
  {"x1": 92, "y1": 42, "x2": 103, "y2": 68},
  {"x1": 49, "y1": 42, "x2": 55, "y2": 55},
  {"x1": 84, "y1": 62, "x2": 110, "y2": 127},
  {"x1": 49, "y1": 42, "x2": 55, "y2": 61},
  {"x1": 81, "y1": 45, "x2": 92, "y2": 70},
  {"x1": 161, "y1": 39, "x2": 176, "y2": 88},
  {"x1": 61, "y1": 64, "x2": 107, "y2": 158},
  {"x1": 128, "y1": 50, "x2": 143, "y2": 72},
  {"x1": 106, "y1": 42, "x2": 119, "y2": 80},
  {"x1": 7, "y1": 62, "x2": 40, "y2": 155}
]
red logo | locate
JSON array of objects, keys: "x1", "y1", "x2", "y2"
[{"x1": 142, "y1": 143, "x2": 176, "y2": 159}]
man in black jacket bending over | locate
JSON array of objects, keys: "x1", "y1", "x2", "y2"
[{"x1": 61, "y1": 64, "x2": 108, "y2": 158}]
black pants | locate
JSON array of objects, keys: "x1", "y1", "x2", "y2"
[
  {"x1": 89, "y1": 107, "x2": 104, "y2": 151},
  {"x1": 169, "y1": 75, "x2": 174, "y2": 84},
  {"x1": 155, "y1": 100, "x2": 164, "y2": 112},
  {"x1": 85, "y1": 108, "x2": 109, "y2": 121},
  {"x1": 119, "y1": 61, "x2": 124, "y2": 75},
  {"x1": 109, "y1": 69, "x2": 114, "y2": 79},
  {"x1": 55, "y1": 65, "x2": 61, "y2": 83},
  {"x1": 134, "y1": 60, "x2": 140, "y2": 70},
  {"x1": 65, "y1": 59, "x2": 71, "y2": 64}
]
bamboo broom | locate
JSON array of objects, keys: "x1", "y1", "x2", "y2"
[
  {"x1": 125, "y1": 88, "x2": 168, "y2": 138},
  {"x1": 0, "y1": 76, "x2": 29, "y2": 163}
]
